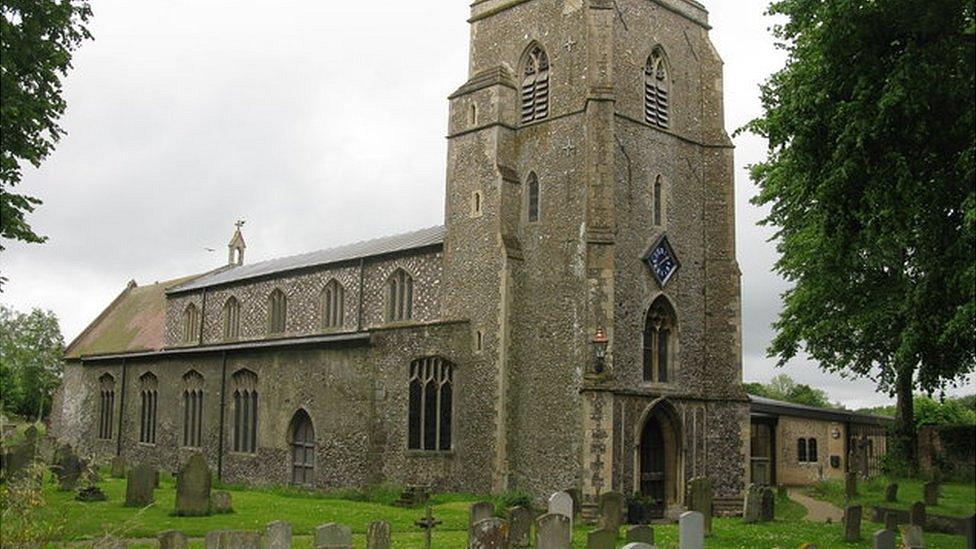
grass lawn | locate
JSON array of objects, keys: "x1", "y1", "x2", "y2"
[
  {"x1": 805, "y1": 476, "x2": 976, "y2": 518},
  {"x1": 16, "y1": 475, "x2": 969, "y2": 548}
]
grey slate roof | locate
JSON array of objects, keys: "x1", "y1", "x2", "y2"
[
  {"x1": 168, "y1": 225, "x2": 445, "y2": 294},
  {"x1": 748, "y1": 394, "x2": 893, "y2": 426}
]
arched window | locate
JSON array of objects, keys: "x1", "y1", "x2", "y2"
[
  {"x1": 182, "y1": 370, "x2": 204, "y2": 448},
  {"x1": 387, "y1": 269, "x2": 413, "y2": 322},
  {"x1": 321, "y1": 279, "x2": 344, "y2": 329},
  {"x1": 289, "y1": 410, "x2": 315, "y2": 485},
  {"x1": 797, "y1": 438, "x2": 808, "y2": 462},
  {"x1": 807, "y1": 438, "x2": 818, "y2": 462},
  {"x1": 642, "y1": 296, "x2": 677, "y2": 383},
  {"x1": 223, "y1": 297, "x2": 240, "y2": 340},
  {"x1": 520, "y1": 44, "x2": 550, "y2": 123},
  {"x1": 138, "y1": 372, "x2": 158, "y2": 444},
  {"x1": 268, "y1": 289, "x2": 287, "y2": 335},
  {"x1": 644, "y1": 48, "x2": 670, "y2": 128},
  {"x1": 653, "y1": 176, "x2": 663, "y2": 226},
  {"x1": 182, "y1": 303, "x2": 200, "y2": 344},
  {"x1": 408, "y1": 357, "x2": 453, "y2": 452},
  {"x1": 527, "y1": 172, "x2": 541, "y2": 223},
  {"x1": 98, "y1": 373, "x2": 115, "y2": 440},
  {"x1": 232, "y1": 369, "x2": 258, "y2": 453}
]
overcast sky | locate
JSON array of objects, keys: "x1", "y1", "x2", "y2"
[{"x1": 2, "y1": 0, "x2": 972, "y2": 408}]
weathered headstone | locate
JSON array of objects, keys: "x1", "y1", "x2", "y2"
[
  {"x1": 314, "y1": 523, "x2": 352, "y2": 549},
  {"x1": 175, "y1": 453, "x2": 211, "y2": 516},
  {"x1": 760, "y1": 487, "x2": 775, "y2": 522},
  {"x1": 909, "y1": 501, "x2": 926, "y2": 528},
  {"x1": 535, "y1": 513, "x2": 571, "y2": 549},
  {"x1": 76, "y1": 485, "x2": 107, "y2": 502},
  {"x1": 965, "y1": 514, "x2": 975, "y2": 549},
  {"x1": 586, "y1": 528, "x2": 616, "y2": 549},
  {"x1": 54, "y1": 444, "x2": 84, "y2": 491},
  {"x1": 565, "y1": 487, "x2": 582, "y2": 517},
  {"x1": 469, "y1": 518, "x2": 509, "y2": 549},
  {"x1": 124, "y1": 463, "x2": 155, "y2": 507},
  {"x1": 366, "y1": 520, "x2": 391, "y2": 549},
  {"x1": 204, "y1": 530, "x2": 260, "y2": 549},
  {"x1": 742, "y1": 483, "x2": 763, "y2": 524},
  {"x1": 899, "y1": 524, "x2": 924, "y2": 549},
  {"x1": 679, "y1": 511, "x2": 704, "y2": 549},
  {"x1": 507, "y1": 506, "x2": 532, "y2": 548},
  {"x1": 597, "y1": 491, "x2": 624, "y2": 534},
  {"x1": 845, "y1": 472, "x2": 858, "y2": 499},
  {"x1": 872, "y1": 528, "x2": 895, "y2": 549},
  {"x1": 626, "y1": 525, "x2": 653, "y2": 544},
  {"x1": 923, "y1": 481, "x2": 939, "y2": 506},
  {"x1": 265, "y1": 521, "x2": 292, "y2": 549},
  {"x1": 843, "y1": 505, "x2": 862, "y2": 541},
  {"x1": 157, "y1": 530, "x2": 188, "y2": 549},
  {"x1": 548, "y1": 491, "x2": 574, "y2": 530},
  {"x1": 470, "y1": 501, "x2": 495, "y2": 527},
  {"x1": 110, "y1": 455, "x2": 126, "y2": 478},
  {"x1": 884, "y1": 511, "x2": 898, "y2": 532},
  {"x1": 884, "y1": 482, "x2": 898, "y2": 502},
  {"x1": 212, "y1": 490, "x2": 233, "y2": 513},
  {"x1": 688, "y1": 476, "x2": 713, "y2": 534},
  {"x1": 621, "y1": 544, "x2": 654, "y2": 549}
]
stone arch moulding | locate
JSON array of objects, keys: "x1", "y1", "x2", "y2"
[
  {"x1": 632, "y1": 397, "x2": 685, "y2": 517},
  {"x1": 287, "y1": 407, "x2": 315, "y2": 443}
]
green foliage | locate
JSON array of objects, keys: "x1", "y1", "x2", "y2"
[
  {"x1": 805, "y1": 476, "x2": 976, "y2": 518},
  {"x1": 0, "y1": 460, "x2": 66, "y2": 544},
  {"x1": 744, "y1": 374, "x2": 838, "y2": 408},
  {"x1": 914, "y1": 395, "x2": 976, "y2": 426},
  {"x1": 493, "y1": 489, "x2": 534, "y2": 515},
  {"x1": 0, "y1": 0, "x2": 92, "y2": 264},
  {"x1": 0, "y1": 305, "x2": 65, "y2": 419}
]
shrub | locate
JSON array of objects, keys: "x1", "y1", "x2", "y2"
[{"x1": 494, "y1": 490, "x2": 533, "y2": 515}]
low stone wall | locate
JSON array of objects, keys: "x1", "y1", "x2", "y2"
[
  {"x1": 870, "y1": 505, "x2": 971, "y2": 535},
  {"x1": 918, "y1": 424, "x2": 976, "y2": 481}
]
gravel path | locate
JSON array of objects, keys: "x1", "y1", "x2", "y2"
[{"x1": 788, "y1": 488, "x2": 844, "y2": 523}]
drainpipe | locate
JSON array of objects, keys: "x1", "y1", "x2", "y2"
[
  {"x1": 357, "y1": 257, "x2": 365, "y2": 331},
  {"x1": 116, "y1": 357, "x2": 127, "y2": 456},
  {"x1": 217, "y1": 350, "x2": 228, "y2": 481}
]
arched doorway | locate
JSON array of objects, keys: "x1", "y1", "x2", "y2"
[
  {"x1": 638, "y1": 402, "x2": 682, "y2": 518},
  {"x1": 289, "y1": 410, "x2": 315, "y2": 486}
]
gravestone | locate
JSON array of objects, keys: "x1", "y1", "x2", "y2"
[
  {"x1": 597, "y1": 491, "x2": 624, "y2": 534},
  {"x1": 742, "y1": 483, "x2": 763, "y2": 524},
  {"x1": 843, "y1": 505, "x2": 862, "y2": 541},
  {"x1": 124, "y1": 463, "x2": 155, "y2": 507},
  {"x1": 884, "y1": 512, "x2": 898, "y2": 532},
  {"x1": 507, "y1": 506, "x2": 533, "y2": 548},
  {"x1": 265, "y1": 520, "x2": 292, "y2": 549},
  {"x1": 586, "y1": 528, "x2": 616, "y2": 549},
  {"x1": 470, "y1": 501, "x2": 495, "y2": 528},
  {"x1": 548, "y1": 491, "x2": 574, "y2": 530},
  {"x1": 3, "y1": 435, "x2": 37, "y2": 480},
  {"x1": 157, "y1": 530, "x2": 188, "y2": 549},
  {"x1": 899, "y1": 524, "x2": 924, "y2": 549},
  {"x1": 175, "y1": 453, "x2": 211, "y2": 516},
  {"x1": 536, "y1": 513, "x2": 571, "y2": 549},
  {"x1": 679, "y1": 511, "x2": 704, "y2": 549},
  {"x1": 966, "y1": 514, "x2": 975, "y2": 549},
  {"x1": 872, "y1": 529, "x2": 895, "y2": 549},
  {"x1": 366, "y1": 520, "x2": 391, "y2": 549},
  {"x1": 621, "y1": 545, "x2": 654, "y2": 549},
  {"x1": 469, "y1": 518, "x2": 508, "y2": 549},
  {"x1": 76, "y1": 485, "x2": 107, "y2": 502},
  {"x1": 110, "y1": 456, "x2": 126, "y2": 478},
  {"x1": 845, "y1": 472, "x2": 858, "y2": 499},
  {"x1": 565, "y1": 487, "x2": 582, "y2": 517},
  {"x1": 315, "y1": 523, "x2": 352, "y2": 549},
  {"x1": 923, "y1": 481, "x2": 939, "y2": 506},
  {"x1": 54, "y1": 444, "x2": 84, "y2": 491},
  {"x1": 204, "y1": 530, "x2": 260, "y2": 549},
  {"x1": 212, "y1": 491, "x2": 233, "y2": 513},
  {"x1": 884, "y1": 483, "x2": 898, "y2": 502},
  {"x1": 760, "y1": 487, "x2": 775, "y2": 522},
  {"x1": 626, "y1": 525, "x2": 653, "y2": 544},
  {"x1": 688, "y1": 476, "x2": 713, "y2": 534},
  {"x1": 909, "y1": 501, "x2": 926, "y2": 528}
]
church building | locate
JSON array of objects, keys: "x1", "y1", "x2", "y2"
[{"x1": 55, "y1": 0, "x2": 750, "y2": 518}]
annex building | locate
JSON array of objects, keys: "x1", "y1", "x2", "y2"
[{"x1": 52, "y1": 0, "x2": 885, "y2": 518}]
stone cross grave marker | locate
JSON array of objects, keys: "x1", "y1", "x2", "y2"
[
  {"x1": 536, "y1": 513, "x2": 571, "y2": 549},
  {"x1": 884, "y1": 482, "x2": 898, "y2": 502},
  {"x1": 366, "y1": 520, "x2": 391, "y2": 549},
  {"x1": 909, "y1": 501, "x2": 926, "y2": 528},
  {"x1": 175, "y1": 453, "x2": 211, "y2": 516},
  {"x1": 586, "y1": 528, "x2": 616, "y2": 549},
  {"x1": 469, "y1": 517, "x2": 509, "y2": 549},
  {"x1": 415, "y1": 505, "x2": 443, "y2": 549},
  {"x1": 679, "y1": 511, "x2": 704, "y2": 549},
  {"x1": 549, "y1": 491, "x2": 574, "y2": 530},
  {"x1": 742, "y1": 483, "x2": 763, "y2": 524},
  {"x1": 265, "y1": 521, "x2": 292, "y2": 549},
  {"x1": 597, "y1": 491, "x2": 624, "y2": 534},
  {"x1": 688, "y1": 477, "x2": 713, "y2": 534},
  {"x1": 507, "y1": 506, "x2": 532, "y2": 548},
  {"x1": 124, "y1": 463, "x2": 156, "y2": 507},
  {"x1": 157, "y1": 530, "x2": 188, "y2": 549},
  {"x1": 626, "y1": 525, "x2": 653, "y2": 544},
  {"x1": 843, "y1": 505, "x2": 862, "y2": 541},
  {"x1": 314, "y1": 523, "x2": 352, "y2": 549},
  {"x1": 923, "y1": 481, "x2": 939, "y2": 506},
  {"x1": 872, "y1": 528, "x2": 895, "y2": 549}
]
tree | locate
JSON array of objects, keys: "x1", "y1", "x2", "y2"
[
  {"x1": 0, "y1": 0, "x2": 92, "y2": 261},
  {"x1": 743, "y1": 374, "x2": 837, "y2": 409},
  {"x1": 0, "y1": 305, "x2": 65, "y2": 419},
  {"x1": 742, "y1": 0, "x2": 976, "y2": 469}
]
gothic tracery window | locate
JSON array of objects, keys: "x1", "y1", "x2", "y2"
[
  {"x1": 321, "y1": 279, "x2": 344, "y2": 329},
  {"x1": 642, "y1": 296, "x2": 676, "y2": 383},
  {"x1": 387, "y1": 269, "x2": 413, "y2": 322},
  {"x1": 408, "y1": 357, "x2": 453, "y2": 452},
  {"x1": 182, "y1": 303, "x2": 200, "y2": 344},
  {"x1": 98, "y1": 373, "x2": 115, "y2": 440},
  {"x1": 268, "y1": 289, "x2": 287, "y2": 335},
  {"x1": 138, "y1": 372, "x2": 158, "y2": 444},
  {"x1": 223, "y1": 296, "x2": 241, "y2": 340},
  {"x1": 644, "y1": 48, "x2": 670, "y2": 129},
  {"x1": 232, "y1": 369, "x2": 258, "y2": 453},
  {"x1": 182, "y1": 370, "x2": 205, "y2": 448},
  {"x1": 520, "y1": 44, "x2": 550, "y2": 123},
  {"x1": 797, "y1": 438, "x2": 808, "y2": 462},
  {"x1": 807, "y1": 438, "x2": 818, "y2": 462}
]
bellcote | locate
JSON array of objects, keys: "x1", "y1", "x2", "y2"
[{"x1": 228, "y1": 220, "x2": 246, "y2": 266}]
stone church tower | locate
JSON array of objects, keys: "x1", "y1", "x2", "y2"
[{"x1": 442, "y1": 0, "x2": 747, "y2": 515}]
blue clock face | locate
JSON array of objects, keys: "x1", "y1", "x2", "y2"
[{"x1": 645, "y1": 236, "x2": 679, "y2": 286}]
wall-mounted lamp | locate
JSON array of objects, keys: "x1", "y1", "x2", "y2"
[{"x1": 592, "y1": 328, "x2": 609, "y2": 374}]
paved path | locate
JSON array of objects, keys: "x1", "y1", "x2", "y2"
[{"x1": 788, "y1": 488, "x2": 844, "y2": 523}]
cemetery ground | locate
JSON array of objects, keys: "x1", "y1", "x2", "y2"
[
  {"x1": 10, "y1": 471, "x2": 971, "y2": 548},
  {"x1": 804, "y1": 476, "x2": 976, "y2": 519}
]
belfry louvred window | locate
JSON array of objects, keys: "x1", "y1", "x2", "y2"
[
  {"x1": 408, "y1": 357, "x2": 453, "y2": 452},
  {"x1": 644, "y1": 49, "x2": 669, "y2": 128},
  {"x1": 520, "y1": 45, "x2": 549, "y2": 123}
]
